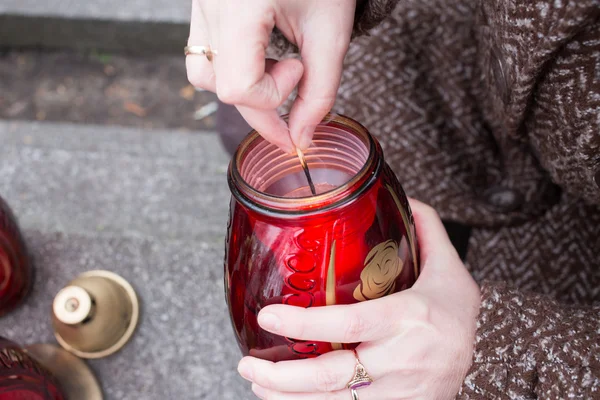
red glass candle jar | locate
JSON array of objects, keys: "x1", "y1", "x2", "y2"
[
  {"x1": 225, "y1": 114, "x2": 420, "y2": 362},
  {"x1": 0, "y1": 337, "x2": 65, "y2": 399},
  {"x1": 0, "y1": 196, "x2": 32, "y2": 317}
]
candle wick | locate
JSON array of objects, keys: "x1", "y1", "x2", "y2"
[{"x1": 296, "y1": 148, "x2": 317, "y2": 196}]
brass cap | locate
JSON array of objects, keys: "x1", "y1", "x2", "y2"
[
  {"x1": 52, "y1": 270, "x2": 139, "y2": 359},
  {"x1": 53, "y1": 285, "x2": 93, "y2": 325}
]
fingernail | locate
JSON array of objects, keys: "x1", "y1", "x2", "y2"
[
  {"x1": 257, "y1": 313, "x2": 281, "y2": 332},
  {"x1": 272, "y1": 134, "x2": 294, "y2": 154},
  {"x1": 292, "y1": 126, "x2": 314, "y2": 150},
  {"x1": 252, "y1": 383, "x2": 267, "y2": 399},
  {"x1": 280, "y1": 142, "x2": 295, "y2": 154},
  {"x1": 237, "y1": 360, "x2": 254, "y2": 381}
]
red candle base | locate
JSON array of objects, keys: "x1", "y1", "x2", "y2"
[
  {"x1": 0, "y1": 196, "x2": 33, "y2": 317},
  {"x1": 0, "y1": 338, "x2": 65, "y2": 400}
]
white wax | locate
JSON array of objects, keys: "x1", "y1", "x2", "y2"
[{"x1": 284, "y1": 183, "x2": 338, "y2": 198}]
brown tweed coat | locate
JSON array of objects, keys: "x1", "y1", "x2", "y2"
[
  {"x1": 347, "y1": 1, "x2": 600, "y2": 398},
  {"x1": 238, "y1": 0, "x2": 600, "y2": 398}
]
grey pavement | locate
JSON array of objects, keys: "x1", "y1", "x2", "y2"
[
  {"x1": 0, "y1": 0, "x2": 190, "y2": 53},
  {"x1": 0, "y1": 121, "x2": 254, "y2": 399},
  {"x1": 0, "y1": 0, "x2": 189, "y2": 21}
]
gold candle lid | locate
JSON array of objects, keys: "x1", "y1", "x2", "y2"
[
  {"x1": 52, "y1": 270, "x2": 140, "y2": 359},
  {"x1": 26, "y1": 343, "x2": 103, "y2": 400}
]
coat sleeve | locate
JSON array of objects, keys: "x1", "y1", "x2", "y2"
[
  {"x1": 269, "y1": 0, "x2": 400, "y2": 54},
  {"x1": 457, "y1": 282, "x2": 600, "y2": 399},
  {"x1": 353, "y1": 0, "x2": 400, "y2": 36}
]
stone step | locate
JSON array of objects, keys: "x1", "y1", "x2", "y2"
[
  {"x1": 0, "y1": 121, "x2": 251, "y2": 399},
  {"x1": 0, "y1": 0, "x2": 191, "y2": 53},
  {"x1": 0, "y1": 121, "x2": 231, "y2": 242}
]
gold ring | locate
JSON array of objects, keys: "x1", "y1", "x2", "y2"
[
  {"x1": 351, "y1": 389, "x2": 359, "y2": 400},
  {"x1": 347, "y1": 349, "x2": 373, "y2": 390},
  {"x1": 184, "y1": 45, "x2": 218, "y2": 62}
]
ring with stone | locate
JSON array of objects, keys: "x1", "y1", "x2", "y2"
[
  {"x1": 184, "y1": 45, "x2": 218, "y2": 62},
  {"x1": 347, "y1": 349, "x2": 373, "y2": 390}
]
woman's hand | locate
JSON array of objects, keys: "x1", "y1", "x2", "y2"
[
  {"x1": 237, "y1": 199, "x2": 481, "y2": 399},
  {"x1": 186, "y1": 0, "x2": 356, "y2": 153}
]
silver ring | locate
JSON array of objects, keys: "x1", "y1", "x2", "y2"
[
  {"x1": 351, "y1": 389, "x2": 359, "y2": 400},
  {"x1": 346, "y1": 349, "x2": 374, "y2": 389}
]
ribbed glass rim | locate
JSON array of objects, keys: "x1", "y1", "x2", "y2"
[{"x1": 228, "y1": 113, "x2": 378, "y2": 213}]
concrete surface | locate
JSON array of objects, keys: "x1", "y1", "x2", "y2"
[
  {"x1": 0, "y1": 0, "x2": 189, "y2": 21},
  {"x1": 0, "y1": 121, "x2": 254, "y2": 399},
  {"x1": 0, "y1": 0, "x2": 190, "y2": 53}
]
